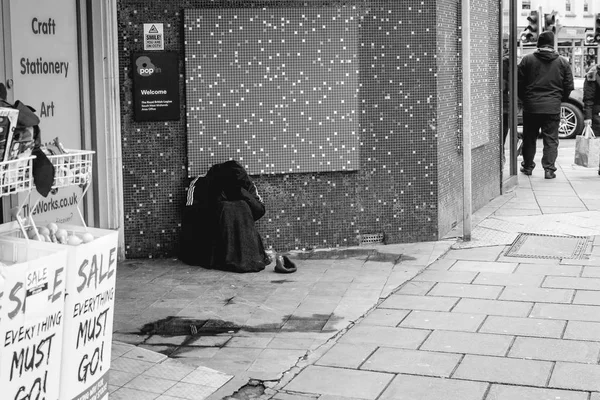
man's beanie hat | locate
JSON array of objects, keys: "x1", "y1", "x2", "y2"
[{"x1": 538, "y1": 31, "x2": 555, "y2": 48}]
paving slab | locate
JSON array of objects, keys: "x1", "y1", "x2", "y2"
[
  {"x1": 337, "y1": 325, "x2": 430, "y2": 349},
  {"x1": 449, "y1": 260, "x2": 518, "y2": 274},
  {"x1": 479, "y1": 315, "x2": 566, "y2": 338},
  {"x1": 283, "y1": 365, "x2": 393, "y2": 399},
  {"x1": 531, "y1": 303, "x2": 600, "y2": 322},
  {"x1": 427, "y1": 282, "x2": 503, "y2": 299},
  {"x1": 379, "y1": 293, "x2": 459, "y2": 311},
  {"x1": 472, "y1": 272, "x2": 545, "y2": 287},
  {"x1": 361, "y1": 348, "x2": 462, "y2": 377},
  {"x1": 419, "y1": 330, "x2": 513, "y2": 356},
  {"x1": 453, "y1": 354, "x2": 553, "y2": 386},
  {"x1": 564, "y1": 321, "x2": 600, "y2": 341},
  {"x1": 549, "y1": 362, "x2": 600, "y2": 391},
  {"x1": 508, "y1": 336, "x2": 600, "y2": 363},
  {"x1": 315, "y1": 343, "x2": 377, "y2": 369},
  {"x1": 399, "y1": 310, "x2": 485, "y2": 332},
  {"x1": 498, "y1": 286, "x2": 574, "y2": 303},
  {"x1": 377, "y1": 375, "x2": 488, "y2": 400},
  {"x1": 452, "y1": 298, "x2": 533, "y2": 317},
  {"x1": 486, "y1": 384, "x2": 588, "y2": 400}
]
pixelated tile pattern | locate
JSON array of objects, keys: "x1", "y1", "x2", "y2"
[{"x1": 184, "y1": 7, "x2": 360, "y2": 175}]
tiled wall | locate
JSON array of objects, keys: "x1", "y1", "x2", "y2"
[
  {"x1": 118, "y1": 0, "x2": 501, "y2": 259},
  {"x1": 436, "y1": 0, "x2": 501, "y2": 235}
]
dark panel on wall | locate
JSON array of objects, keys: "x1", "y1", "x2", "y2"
[{"x1": 117, "y1": 0, "x2": 456, "y2": 258}]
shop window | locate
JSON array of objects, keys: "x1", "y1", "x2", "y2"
[{"x1": 522, "y1": 0, "x2": 531, "y2": 10}]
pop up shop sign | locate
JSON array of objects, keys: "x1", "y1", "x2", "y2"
[
  {"x1": 0, "y1": 240, "x2": 68, "y2": 400},
  {"x1": 132, "y1": 52, "x2": 180, "y2": 122}
]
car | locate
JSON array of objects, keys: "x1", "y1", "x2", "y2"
[{"x1": 559, "y1": 85, "x2": 584, "y2": 139}]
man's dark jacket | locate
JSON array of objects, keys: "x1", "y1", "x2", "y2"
[
  {"x1": 518, "y1": 49, "x2": 574, "y2": 114},
  {"x1": 583, "y1": 64, "x2": 600, "y2": 135}
]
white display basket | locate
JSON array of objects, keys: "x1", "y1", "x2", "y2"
[
  {"x1": 0, "y1": 156, "x2": 37, "y2": 241},
  {"x1": 0, "y1": 156, "x2": 35, "y2": 195},
  {"x1": 25, "y1": 149, "x2": 95, "y2": 241},
  {"x1": 47, "y1": 149, "x2": 94, "y2": 189},
  {"x1": 0, "y1": 238, "x2": 69, "y2": 400}
]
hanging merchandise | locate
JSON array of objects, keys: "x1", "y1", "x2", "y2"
[{"x1": 0, "y1": 99, "x2": 56, "y2": 200}]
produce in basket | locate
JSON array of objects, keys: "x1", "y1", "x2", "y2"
[{"x1": 26, "y1": 223, "x2": 94, "y2": 246}]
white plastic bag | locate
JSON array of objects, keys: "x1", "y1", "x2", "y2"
[{"x1": 574, "y1": 125, "x2": 600, "y2": 168}]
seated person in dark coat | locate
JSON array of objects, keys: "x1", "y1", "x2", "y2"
[{"x1": 180, "y1": 160, "x2": 269, "y2": 273}]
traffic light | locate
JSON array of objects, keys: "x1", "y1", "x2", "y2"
[
  {"x1": 586, "y1": 31, "x2": 596, "y2": 45},
  {"x1": 595, "y1": 13, "x2": 600, "y2": 43},
  {"x1": 544, "y1": 12, "x2": 556, "y2": 34},
  {"x1": 521, "y1": 11, "x2": 539, "y2": 43}
]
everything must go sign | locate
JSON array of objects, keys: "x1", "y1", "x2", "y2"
[
  {"x1": 0, "y1": 224, "x2": 118, "y2": 400},
  {"x1": 58, "y1": 225, "x2": 119, "y2": 400},
  {"x1": 0, "y1": 240, "x2": 68, "y2": 400}
]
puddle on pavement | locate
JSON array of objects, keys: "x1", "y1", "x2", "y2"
[
  {"x1": 293, "y1": 248, "x2": 411, "y2": 264},
  {"x1": 140, "y1": 314, "x2": 341, "y2": 337},
  {"x1": 139, "y1": 313, "x2": 342, "y2": 357}
]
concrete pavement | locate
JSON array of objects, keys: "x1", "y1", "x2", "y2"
[{"x1": 109, "y1": 139, "x2": 600, "y2": 400}]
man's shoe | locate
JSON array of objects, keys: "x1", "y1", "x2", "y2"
[
  {"x1": 545, "y1": 170, "x2": 556, "y2": 179},
  {"x1": 520, "y1": 167, "x2": 532, "y2": 176}
]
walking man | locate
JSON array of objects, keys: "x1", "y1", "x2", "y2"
[{"x1": 518, "y1": 30, "x2": 574, "y2": 179}]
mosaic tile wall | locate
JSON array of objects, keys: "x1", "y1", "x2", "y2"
[
  {"x1": 184, "y1": 7, "x2": 360, "y2": 175},
  {"x1": 436, "y1": 0, "x2": 501, "y2": 235},
  {"x1": 469, "y1": 0, "x2": 501, "y2": 212},
  {"x1": 117, "y1": 0, "x2": 501, "y2": 259}
]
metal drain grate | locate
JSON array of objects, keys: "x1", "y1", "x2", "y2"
[
  {"x1": 359, "y1": 233, "x2": 384, "y2": 245},
  {"x1": 505, "y1": 233, "x2": 592, "y2": 260}
]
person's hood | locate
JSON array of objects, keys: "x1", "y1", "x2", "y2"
[{"x1": 533, "y1": 48, "x2": 559, "y2": 62}]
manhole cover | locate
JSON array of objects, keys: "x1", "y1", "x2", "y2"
[{"x1": 505, "y1": 233, "x2": 592, "y2": 260}]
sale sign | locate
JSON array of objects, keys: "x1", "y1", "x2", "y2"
[
  {"x1": 58, "y1": 225, "x2": 118, "y2": 400},
  {"x1": 0, "y1": 239, "x2": 68, "y2": 400}
]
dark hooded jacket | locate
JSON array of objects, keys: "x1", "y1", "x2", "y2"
[
  {"x1": 518, "y1": 49, "x2": 574, "y2": 114},
  {"x1": 179, "y1": 160, "x2": 268, "y2": 273},
  {"x1": 583, "y1": 64, "x2": 600, "y2": 135}
]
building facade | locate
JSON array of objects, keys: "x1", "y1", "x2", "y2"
[
  {"x1": 117, "y1": 0, "x2": 504, "y2": 259},
  {"x1": 517, "y1": 0, "x2": 600, "y2": 76},
  {"x1": 0, "y1": 1, "x2": 507, "y2": 259}
]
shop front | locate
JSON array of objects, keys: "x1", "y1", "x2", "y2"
[
  {"x1": 0, "y1": 1, "x2": 122, "y2": 399},
  {"x1": 557, "y1": 27, "x2": 599, "y2": 77},
  {"x1": 0, "y1": 0, "x2": 124, "y2": 252}
]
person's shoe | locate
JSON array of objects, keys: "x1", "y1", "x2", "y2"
[
  {"x1": 520, "y1": 167, "x2": 532, "y2": 175},
  {"x1": 274, "y1": 255, "x2": 297, "y2": 273},
  {"x1": 545, "y1": 170, "x2": 556, "y2": 179}
]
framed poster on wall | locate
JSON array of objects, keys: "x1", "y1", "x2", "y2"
[{"x1": 132, "y1": 51, "x2": 180, "y2": 122}]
